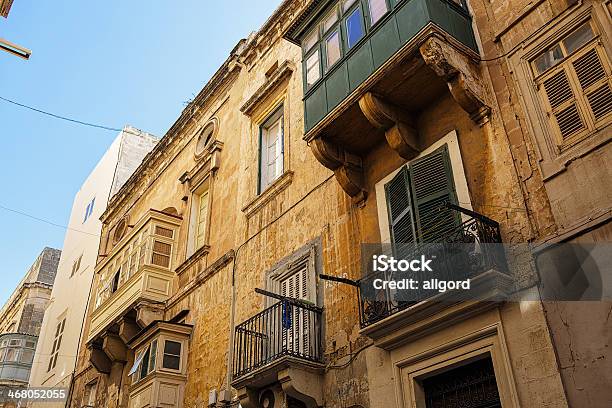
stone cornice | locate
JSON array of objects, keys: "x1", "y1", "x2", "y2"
[{"x1": 240, "y1": 61, "x2": 295, "y2": 116}]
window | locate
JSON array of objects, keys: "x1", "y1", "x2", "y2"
[
  {"x1": 326, "y1": 30, "x2": 342, "y2": 68},
  {"x1": 83, "y1": 197, "x2": 96, "y2": 223},
  {"x1": 384, "y1": 145, "x2": 459, "y2": 246},
  {"x1": 195, "y1": 191, "x2": 209, "y2": 249},
  {"x1": 259, "y1": 107, "x2": 284, "y2": 193},
  {"x1": 306, "y1": 50, "x2": 321, "y2": 87},
  {"x1": 111, "y1": 270, "x2": 121, "y2": 293},
  {"x1": 129, "y1": 340, "x2": 157, "y2": 383},
  {"x1": 151, "y1": 241, "x2": 171, "y2": 268},
  {"x1": 368, "y1": 0, "x2": 389, "y2": 25},
  {"x1": 47, "y1": 318, "x2": 66, "y2": 372},
  {"x1": 533, "y1": 21, "x2": 612, "y2": 145},
  {"x1": 70, "y1": 254, "x2": 83, "y2": 277},
  {"x1": 195, "y1": 122, "x2": 216, "y2": 157},
  {"x1": 162, "y1": 340, "x2": 182, "y2": 370},
  {"x1": 345, "y1": 7, "x2": 365, "y2": 49}
]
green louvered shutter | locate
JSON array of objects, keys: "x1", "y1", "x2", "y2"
[
  {"x1": 385, "y1": 166, "x2": 416, "y2": 246},
  {"x1": 408, "y1": 145, "x2": 460, "y2": 242}
]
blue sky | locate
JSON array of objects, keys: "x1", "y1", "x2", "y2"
[{"x1": 0, "y1": 1, "x2": 281, "y2": 305}]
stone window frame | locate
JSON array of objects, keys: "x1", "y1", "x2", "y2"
[
  {"x1": 508, "y1": 3, "x2": 612, "y2": 181},
  {"x1": 265, "y1": 243, "x2": 320, "y2": 308},
  {"x1": 241, "y1": 61, "x2": 296, "y2": 218},
  {"x1": 397, "y1": 324, "x2": 519, "y2": 407},
  {"x1": 186, "y1": 177, "x2": 212, "y2": 259}
]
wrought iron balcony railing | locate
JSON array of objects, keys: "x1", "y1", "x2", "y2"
[
  {"x1": 233, "y1": 299, "x2": 323, "y2": 380},
  {"x1": 359, "y1": 204, "x2": 507, "y2": 328}
]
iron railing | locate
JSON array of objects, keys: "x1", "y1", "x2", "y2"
[
  {"x1": 359, "y1": 204, "x2": 507, "y2": 327},
  {"x1": 233, "y1": 300, "x2": 323, "y2": 379}
]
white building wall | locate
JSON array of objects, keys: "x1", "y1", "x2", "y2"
[{"x1": 28, "y1": 127, "x2": 157, "y2": 398}]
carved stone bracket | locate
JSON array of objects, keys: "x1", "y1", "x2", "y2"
[
  {"x1": 135, "y1": 301, "x2": 164, "y2": 328},
  {"x1": 419, "y1": 36, "x2": 491, "y2": 126},
  {"x1": 278, "y1": 367, "x2": 324, "y2": 408},
  {"x1": 102, "y1": 333, "x2": 128, "y2": 363},
  {"x1": 358, "y1": 92, "x2": 420, "y2": 160},
  {"x1": 310, "y1": 137, "x2": 366, "y2": 202},
  {"x1": 88, "y1": 342, "x2": 112, "y2": 374}
]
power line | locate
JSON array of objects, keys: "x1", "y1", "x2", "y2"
[
  {"x1": 0, "y1": 95, "x2": 123, "y2": 132},
  {"x1": 0, "y1": 204, "x2": 102, "y2": 238}
]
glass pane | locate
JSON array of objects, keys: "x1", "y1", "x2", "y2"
[
  {"x1": 368, "y1": 0, "x2": 389, "y2": 25},
  {"x1": 164, "y1": 341, "x2": 182, "y2": 356},
  {"x1": 343, "y1": 0, "x2": 357, "y2": 12},
  {"x1": 326, "y1": 31, "x2": 341, "y2": 68},
  {"x1": 303, "y1": 30, "x2": 318, "y2": 53},
  {"x1": 534, "y1": 44, "x2": 564, "y2": 74},
  {"x1": 163, "y1": 355, "x2": 181, "y2": 370},
  {"x1": 346, "y1": 8, "x2": 364, "y2": 48},
  {"x1": 323, "y1": 8, "x2": 338, "y2": 33},
  {"x1": 564, "y1": 23, "x2": 595, "y2": 55},
  {"x1": 306, "y1": 51, "x2": 321, "y2": 86}
]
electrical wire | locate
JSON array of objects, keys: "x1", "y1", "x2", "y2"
[
  {"x1": 0, "y1": 95, "x2": 123, "y2": 132},
  {"x1": 0, "y1": 204, "x2": 103, "y2": 238}
]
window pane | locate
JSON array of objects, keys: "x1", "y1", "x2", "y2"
[
  {"x1": 322, "y1": 8, "x2": 338, "y2": 33},
  {"x1": 343, "y1": 0, "x2": 357, "y2": 12},
  {"x1": 303, "y1": 30, "x2": 318, "y2": 53},
  {"x1": 346, "y1": 8, "x2": 364, "y2": 49},
  {"x1": 163, "y1": 341, "x2": 181, "y2": 370},
  {"x1": 368, "y1": 0, "x2": 389, "y2": 25},
  {"x1": 326, "y1": 31, "x2": 341, "y2": 68},
  {"x1": 563, "y1": 23, "x2": 595, "y2": 55},
  {"x1": 164, "y1": 341, "x2": 181, "y2": 356},
  {"x1": 534, "y1": 44, "x2": 564, "y2": 74},
  {"x1": 306, "y1": 51, "x2": 321, "y2": 86}
]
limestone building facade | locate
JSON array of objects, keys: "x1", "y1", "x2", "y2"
[
  {"x1": 0, "y1": 247, "x2": 60, "y2": 389},
  {"x1": 67, "y1": 1, "x2": 610, "y2": 407}
]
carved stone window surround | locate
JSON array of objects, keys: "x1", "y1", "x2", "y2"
[{"x1": 507, "y1": 4, "x2": 612, "y2": 181}]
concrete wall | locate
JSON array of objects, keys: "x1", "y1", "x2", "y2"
[{"x1": 28, "y1": 128, "x2": 157, "y2": 396}]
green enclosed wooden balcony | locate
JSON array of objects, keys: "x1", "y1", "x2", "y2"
[
  {"x1": 286, "y1": 0, "x2": 477, "y2": 132},
  {"x1": 285, "y1": 0, "x2": 490, "y2": 201}
]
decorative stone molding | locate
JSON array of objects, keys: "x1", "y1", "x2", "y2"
[
  {"x1": 358, "y1": 92, "x2": 420, "y2": 160},
  {"x1": 419, "y1": 35, "x2": 491, "y2": 126},
  {"x1": 179, "y1": 140, "x2": 224, "y2": 188},
  {"x1": 310, "y1": 138, "x2": 366, "y2": 201},
  {"x1": 360, "y1": 269, "x2": 514, "y2": 350},
  {"x1": 241, "y1": 61, "x2": 295, "y2": 116},
  {"x1": 242, "y1": 171, "x2": 294, "y2": 218}
]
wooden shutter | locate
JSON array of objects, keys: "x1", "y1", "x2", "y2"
[
  {"x1": 384, "y1": 166, "x2": 416, "y2": 245},
  {"x1": 196, "y1": 192, "x2": 209, "y2": 249},
  {"x1": 542, "y1": 69, "x2": 585, "y2": 140},
  {"x1": 280, "y1": 266, "x2": 309, "y2": 355},
  {"x1": 572, "y1": 47, "x2": 612, "y2": 122},
  {"x1": 408, "y1": 145, "x2": 459, "y2": 242}
]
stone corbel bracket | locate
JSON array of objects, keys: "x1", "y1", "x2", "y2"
[
  {"x1": 358, "y1": 92, "x2": 420, "y2": 160},
  {"x1": 310, "y1": 137, "x2": 366, "y2": 203},
  {"x1": 419, "y1": 36, "x2": 492, "y2": 126}
]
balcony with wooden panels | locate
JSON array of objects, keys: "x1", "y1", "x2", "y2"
[
  {"x1": 284, "y1": 0, "x2": 491, "y2": 201},
  {"x1": 86, "y1": 210, "x2": 181, "y2": 370}
]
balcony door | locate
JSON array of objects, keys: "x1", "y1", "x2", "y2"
[{"x1": 280, "y1": 266, "x2": 312, "y2": 357}]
